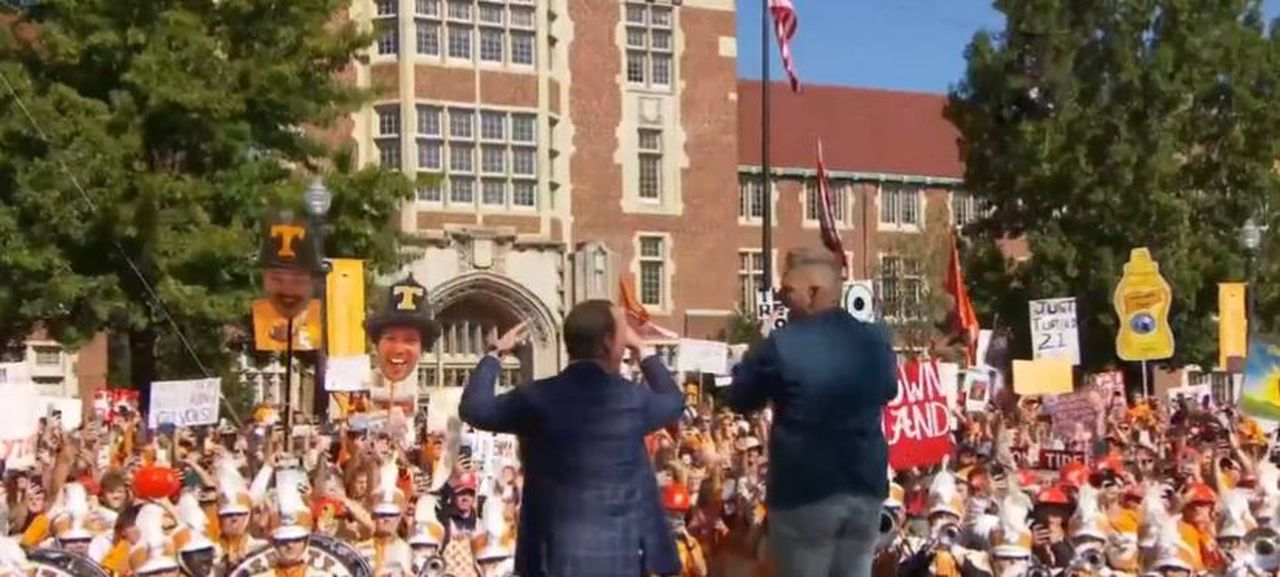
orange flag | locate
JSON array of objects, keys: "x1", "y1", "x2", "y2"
[
  {"x1": 619, "y1": 274, "x2": 651, "y2": 325},
  {"x1": 946, "y1": 230, "x2": 980, "y2": 364}
]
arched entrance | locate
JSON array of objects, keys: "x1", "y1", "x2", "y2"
[{"x1": 417, "y1": 272, "x2": 561, "y2": 394}]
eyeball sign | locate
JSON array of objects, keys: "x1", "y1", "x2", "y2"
[
  {"x1": 882, "y1": 360, "x2": 954, "y2": 470},
  {"x1": 842, "y1": 281, "x2": 876, "y2": 323}
]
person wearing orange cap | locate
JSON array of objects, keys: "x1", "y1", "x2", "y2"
[
  {"x1": 1031, "y1": 485, "x2": 1076, "y2": 570},
  {"x1": 1177, "y1": 482, "x2": 1224, "y2": 572},
  {"x1": 662, "y1": 483, "x2": 707, "y2": 577}
]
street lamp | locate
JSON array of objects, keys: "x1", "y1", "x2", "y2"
[
  {"x1": 305, "y1": 178, "x2": 333, "y2": 421},
  {"x1": 1241, "y1": 217, "x2": 1266, "y2": 338}
]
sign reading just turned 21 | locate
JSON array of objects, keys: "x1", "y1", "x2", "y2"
[{"x1": 1113, "y1": 248, "x2": 1176, "y2": 361}]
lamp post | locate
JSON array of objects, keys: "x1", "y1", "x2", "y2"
[
  {"x1": 1241, "y1": 218, "x2": 1263, "y2": 332},
  {"x1": 305, "y1": 179, "x2": 333, "y2": 422}
]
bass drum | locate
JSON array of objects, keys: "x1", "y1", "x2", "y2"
[
  {"x1": 27, "y1": 547, "x2": 111, "y2": 577},
  {"x1": 228, "y1": 534, "x2": 373, "y2": 577}
]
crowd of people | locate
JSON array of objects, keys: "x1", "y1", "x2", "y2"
[{"x1": 1, "y1": 366, "x2": 1275, "y2": 577}]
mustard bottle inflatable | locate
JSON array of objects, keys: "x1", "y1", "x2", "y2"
[{"x1": 1114, "y1": 248, "x2": 1175, "y2": 361}]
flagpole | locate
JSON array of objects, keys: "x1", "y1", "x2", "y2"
[{"x1": 761, "y1": 0, "x2": 774, "y2": 306}]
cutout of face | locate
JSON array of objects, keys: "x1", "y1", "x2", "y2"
[
  {"x1": 376, "y1": 327, "x2": 423, "y2": 383},
  {"x1": 263, "y1": 268, "x2": 315, "y2": 320}
]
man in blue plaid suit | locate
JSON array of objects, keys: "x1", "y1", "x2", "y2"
[{"x1": 460, "y1": 299, "x2": 685, "y2": 577}]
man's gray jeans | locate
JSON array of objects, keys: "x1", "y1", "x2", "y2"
[{"x1": 769, "y1": 493, "x2": 883, "y2": 577}]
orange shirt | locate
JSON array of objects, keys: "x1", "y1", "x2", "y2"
[
  {"x1": 20, "y1": 514, "x2": 48, "y2": 548},
  {"x1": 1178, "y1": 521, "x2": 1220, "y2": 571}
]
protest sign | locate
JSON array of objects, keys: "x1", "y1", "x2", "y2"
[
  {"x1": 1013, "y1": 358, "x2": 1073, "y2": 395},
  {"x1": 677, "y1": 339, "x2": 730, "y2": 375},
  {"x1": 0, "y1": 379, "x2": 39, "y2": 469},
  {"x1": 37, "y1": 397, "x2": 83, "y2": 432},
  {"x1": 148, "y1": 378, "x2": 220, "y2": 429},
  {"x1": 325, "y1": 355, "x2": 372, "y2": 392},
  {"x1": 938, "y1": 362, "x2": 960, "y2": 412},
  {"x1": 1038, "y1": 450, "x2": 1088, "y2": 471},
  {"x1": 1030, "y1": 298, "x2": 1080, "y2": 364},
  {"x1": 963, "y1": 366, "x2": 997, "y2": 413},
  {"x1": 1241, "y1": 336, "x2": 1280, "y2": 420},
  {"x1": 1042, "y1": 388, "x2": 1106, "y2": 442},
  {"x1": 883, "y1": 360, "x2": 953, "y2": 469}
]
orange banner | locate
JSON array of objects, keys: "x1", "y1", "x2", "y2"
[
  {"x1": 1219, "y1": 283, "x2": 1247, "y2": 370},
  {"x1": 326, "y1": 259, "x2": 366, "y2": 356},
  {"x1": 252, "y1": 299, "x2": 322, "y2": 352}
]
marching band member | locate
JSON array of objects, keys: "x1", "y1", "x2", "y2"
[
  {"x1": 1069, "y1": 483, "x2": 1118, "y2": 577},
  {"x1": 473, "y1": 493, "x2": 516, "y2": 577},
  {"x1": 440, "y1": 473, "x2": 482, "y2": 577},
  {"x1": 129, "y1": 504, "x2": 182, "y2": 577},
  {"x1": 174, "y1": 492, "x2": 217, "y2": 577},
  {"x1": 901, "y1": 465, "x2": 991, "y2": 577},
  {"x1": 1148, "y1": 518, "x2": 1200, "y2": 577},
  {"x1": 988, "y1": 490, "x2": 1035, "y2": 577},
  {"x1": 214, "y1": 458, "x2": 265, "y2": 571},
  {"x1": 50, "y1": 482, "x2": 95, "y2": 556},
  {"x1": 408, "y1": 492, "x2": 446, "y2": 576},
  {"x1": 358, "y1": 462, "x2": 411, "y2": 576},
  {"x1": 267, "y1": 469, "x2": 323, "y2": 577}
]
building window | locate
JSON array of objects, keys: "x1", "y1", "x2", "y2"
[
  {"x1": 877, "y1": 255, "x2": 924, "y2": 321},
  {"x1": 417, "y1": 0, "x2": 535, "y2": 67},
  {"x1": 418, "y1": 179, "x2": 443, "y2": 202},
  {"x1": 447, "y1": 24, "x2": 471, "y2": 59},
  {"x1": 415, "y1": 106, "x2": 538, "y2": 209},
  {"x1": 737, "y1": 250, "x2": 766, "y2": 311},
  {"x1": 638, "y1": 235, "x2": 668, "y2": 307},
  {"x1": 739, "y1": 177, "x2": 766, "y2": 220},
  {"x1": 416, "y1": 0, "x2": 440, "y2": 16},
  {"x1": 879, "y1": 184, "x2": 921, "y2": 228},
  {"x1": 638, "y1": 129, "x2": 662, "y2": 202},
  {"x1": 377, "y1": 26, "x2": 399, "y2": 56},
  {"x1": 376, "y1": 105, "x2": 401, "y2": 137},
  {"x1": 377, "y1": 140, "x2": 401, "y2": 169},
  {"x1": 416, "y1": 20, "x2": 440, "y2": 55},
  {"x1": 804, "y1": 180, "x2": 849, "y2": 224},
  {"x1": 624, "y1": 3, "x2": 674, "y2": 90},
  {"x1": 34, "y1": 346, "x2": 59, "y2": 366},
  {"x1": 376, "y1": 0, "x2": 398, "y2": 17},
  {"x1": 952, "y1": 190, "x2": 984, "y2": 229}
]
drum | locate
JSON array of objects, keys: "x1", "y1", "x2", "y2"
[
  {"x1": 228, "y1": 534, "x2": 373, "y2": 577},
  {"x1": 27, "y1": 547, "x2": 111, "y2": 577}
]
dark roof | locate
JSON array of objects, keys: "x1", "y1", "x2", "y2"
[{"x1": 738, "y1": 80, "x2": 964, "y2": 180}]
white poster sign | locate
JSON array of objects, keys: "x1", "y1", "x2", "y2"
[
  {"x1": 426, "y1": 387, "x2": 464, "y2": 434},
  {"x1": 1029, "y1": 297, "x2": 1080, "y2": 365},
  {"x1": 938, "y1": 362, "x2": 960, "y2": 410},
  {"x1": 677, "y1": 339, "x2": 730, "y2": 375},
  {"x1": 0, "y1": 380, "x2": 39, "y2": 469},
  {"x1": 0, "y1": 362, "x2": 30, "y2": 386},
  {"x1": 963, "y1": 367, "x2": 998, "y2": 413},
  {"x1": 148, "y1": 378, "x2": 220, "y2": 429},
  {"x1": 37, "y1": 397, "x2": 83, "y2": 432},
  {"x1": 325, "y1": 355, "x2": 371, "y2": 392}
]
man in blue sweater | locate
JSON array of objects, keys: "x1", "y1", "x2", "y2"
[{"x1": 727, "y1": 248, "x2": 899, "y2": 577}]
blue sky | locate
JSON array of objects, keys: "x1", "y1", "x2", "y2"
[{"x1": 735, "y1": 0, "x2": 1280, "y2": 94}]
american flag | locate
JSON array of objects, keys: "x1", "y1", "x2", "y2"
[
  {"x1": 769, "y1": 0, "x2": 801, "y2": 92},
  {"x1": 816, "y1": 140, "x2": 846, "y2": 269}
]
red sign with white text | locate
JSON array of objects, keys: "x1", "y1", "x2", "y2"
[{"x1": 883, "y1": 360, "x2": 954, "y2": 470}]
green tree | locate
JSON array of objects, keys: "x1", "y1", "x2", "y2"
[
  {"x1": 0, "y1": 0, "x2": 415, "y2": 410},
  {"x1": 946, "y1": 0, "x2": 1280, "y2": 370}
]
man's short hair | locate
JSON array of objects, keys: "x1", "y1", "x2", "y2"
[
  {"x1": 784, "y1": 247, "x2": 842, "y2": 274},
  {"x1": 564, "y1": 299, "x2": 617, "y2": 361}
]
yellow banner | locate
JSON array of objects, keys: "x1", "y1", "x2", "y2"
[
  {"x1": 252, "y1": 299, "x2": 321, "y2": 352},
  {"x1": 1219, "y1": 283, "x2": 1247, "y2": 370},
  {"x1": 326, "y1": 259, "x2": 366, "y2": 356},
  {"x1": 1012, "y1": 358, "x2": 1074, "y2": 396}
]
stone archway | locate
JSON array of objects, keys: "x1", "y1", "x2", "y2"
[{"x1": 421, "y1": 272, "x2": 562, "y2": 388}]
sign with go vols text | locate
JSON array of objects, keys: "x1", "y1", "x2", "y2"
[
  {"x1": 882, "y1": 360, "x2": 954, "y2": 469},
  {"x1": 148, "y1": 378, "x2": 220, "y2": 429}
]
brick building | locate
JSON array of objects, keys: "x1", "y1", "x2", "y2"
[{"x1": 344, "y1": 0, "x2": 975, "y2": 388}]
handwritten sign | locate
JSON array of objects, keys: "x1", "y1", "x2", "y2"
[
  {"x1": 1030, "y1": 298, "x2": 1080, "y2": 365},
  {"x1": 677, "y1": 339, "x2": 730, "y2": 375},
  {"x1": 882, "y1": 360, "x2": 953, "y2": 469},
  {"x1": 1038, "y1": 450, "x2": 1088, "y2": 471},
  {"x1": 0, "y1": 378, "x2": 38, "y2": 469},
  {"x1": 148, "y1": 378, "x2": 220, "y2": 429},
  {"x1": 1043, "y1": 389, "x2": 1106, "y2": 442}
]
